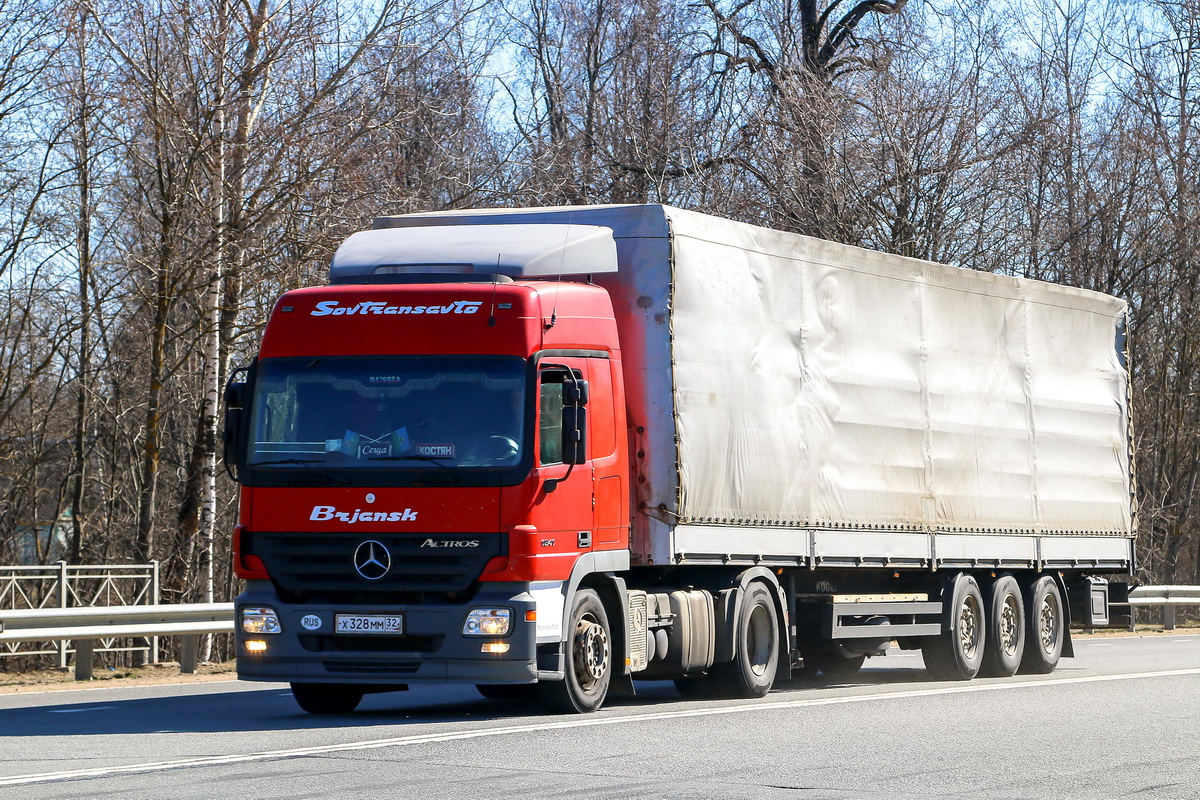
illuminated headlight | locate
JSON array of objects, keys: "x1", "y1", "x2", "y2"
[
  {"x1": 463, "y1": 608, "x2": 511, "y2": 636},
  {"x1": 244, "y1": 639, "x2": 268, "y2": 653},
  {"x1": 241, "y1": 606, "x2": 282, "y2": 634}
]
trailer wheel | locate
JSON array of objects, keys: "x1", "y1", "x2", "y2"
[
  {"x1": 980, "y1": 575, "x2": 1025, "y2": 677},
  {"x1": 921, "y1": 574, "x2": 985, "y2": 680},
  {"x1": 290, "y1": 682, "x2": 363, "y2": 714},
  {"x1": 708, "y1": 581, "x2": 779, "y2": 698},
  {"x1": 476, "y1": 684, "x2": 537, "y2": 701},
  {"x1": 538, "y1": 589, "x2": 612, "y2": 713},
  {"x1": 1019, "y1": 576, "x2": 1064, "y2": 674}
]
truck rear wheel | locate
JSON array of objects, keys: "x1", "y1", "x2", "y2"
[
  {"x1": 1019, "y1": 576, "x2": 1064, "y2": 674},
  {"x1": 707, "y1": 581, "x2": 779, "y2": 698},
  {"x1": 980, "y1": 575, "x2": 1025, "y2": 677},
  {"x1": 921, "y1": 574, "x2": 985, "y2": 680},
  {"x1": 290, "y1": 682, "x2": 363, "y2": 714},
  {"x1": 538, "y1": 589, "x2": 612, "y2": 713}
]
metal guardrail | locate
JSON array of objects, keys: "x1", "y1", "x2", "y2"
[
  {"x1": 0, "y1": 562, "x2": 160, "y2": 667},
  {"x1": 1114, "y1": 586, "x2": 1200, "y2": 631},
  {"x1": 0, "y1": 603, "x2": 234, "y2": 680}
]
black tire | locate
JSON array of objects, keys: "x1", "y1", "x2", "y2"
[
  {"x1": 476, "y1": 683, "x2": 537, "y2": 701},
  {"x1": 537, "y1": 589, "x2": 612, "y2": 713},
  {"x1": 921, "y1": 574, "x2": 985, "y2": 680},
  {"x1": 290, "y1": 682, "x2": 364, "y2": 714},
  {"x1": 706, "y1": 582, "x2": 780, "y2": 698},
  {"x1": 1019, "y1": 576, "x2": 1064, "y2": 674},
  {"x1": 980, "y1": 575, "x2": 1026, "y2": 678}
]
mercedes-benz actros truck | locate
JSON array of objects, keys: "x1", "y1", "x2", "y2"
[{"x1": 225, "y1": 205, "x2": 1135, "y2": 714}]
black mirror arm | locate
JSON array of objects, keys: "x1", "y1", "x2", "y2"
[{"x1": 543, "y1": 458, "x2": 574, "y2": 494}]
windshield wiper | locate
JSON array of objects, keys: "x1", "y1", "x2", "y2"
[{"x1": 251, "y1": 458, "x2": 350, "y2": 484}]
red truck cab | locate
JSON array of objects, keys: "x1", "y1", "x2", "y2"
[{"x1": 227, "y1": 225, "x2": 630, "y2": 712}]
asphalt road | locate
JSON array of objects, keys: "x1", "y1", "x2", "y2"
[{"x1": 1, "y1": 633, "x2": 1197, "y2": 800}]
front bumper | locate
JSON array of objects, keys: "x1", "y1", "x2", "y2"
[{"x1": 235, "y1": 581, "x2": 538, "y2": 685}]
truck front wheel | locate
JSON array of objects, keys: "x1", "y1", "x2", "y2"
[
  {"x1": 922, "y1": 574, "x2": 985, "y2": 680},
  {"x1": 538, "y1": 588, "x2": 612, "y2": 713},
  {"x1": 290, "y1": 682, "x2": 364, "y2": 714}
]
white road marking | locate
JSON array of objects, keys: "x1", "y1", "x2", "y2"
[
  {"x1": 3, "y1": 667, "x2": 1200, "y2": 787},
  {"x1": 1086, "y1": 642, "x2": 1115, "y2": 647}
]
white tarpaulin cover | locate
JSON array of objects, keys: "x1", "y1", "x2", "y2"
[
  {"x1": 376, "y1": 205, "x2": 1134, "y2": 553},
  {"x1": 664, "y1": 209, "x2": 1132, "y2": 536}
]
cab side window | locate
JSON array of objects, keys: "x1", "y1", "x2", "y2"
[{"x1": 539, "y1": 378, "x2": 565, "y2": 465}]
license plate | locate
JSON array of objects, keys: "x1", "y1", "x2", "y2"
[{"x1": 334, "y1": 614, "x2": 404, "y2": 635}]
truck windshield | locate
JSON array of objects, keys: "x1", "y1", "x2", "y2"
[{"x1": 246, "y1": 356, "x2": 526, "y2": 472}]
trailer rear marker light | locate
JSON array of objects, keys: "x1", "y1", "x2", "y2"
[{"x1": 481, "y1": 642, "x2": 510, "y2": 654}]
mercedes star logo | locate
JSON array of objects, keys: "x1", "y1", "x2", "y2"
[{"x1": 352, "y1": 539, "x2": 391, "y2": 581}]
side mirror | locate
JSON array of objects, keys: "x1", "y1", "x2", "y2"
[
  {"x1": 564, "y1": 379, "x2": 589, "y2": 406},
  {"x1": 222, "y1": 366, "x2": 251, "y2": 477}
]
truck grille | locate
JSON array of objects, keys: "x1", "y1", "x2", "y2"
[{"x1": 252, "y1": 531, "x2": 503, "y2": 603}]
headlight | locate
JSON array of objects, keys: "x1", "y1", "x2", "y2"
[
  {"x1": 241, "y1": 606, "x2": 282, "y2": 634},
  {"x1": 463, "y1": 608, "x2": 511, "y2": 636}
]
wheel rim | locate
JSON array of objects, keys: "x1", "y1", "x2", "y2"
[
  {"x1": 1038, "y1": 594, "x2": 1060, "y2": 654},
  {"x1": 573, "y1": 613, "x2": 609, "y2": 690},
  {"x1": 746, "y1": 603, "x2": 773, "y2": 677},
  {"x1": 999, "y1": 594, "x2": 1020, "y2": 656},
  {"x1": 959, "y1": 594, "x2": 981, "y2": 659}
]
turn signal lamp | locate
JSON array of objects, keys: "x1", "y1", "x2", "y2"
[
  {"x1": 244, "y1": 639, "x2": 268, "y2": 653},
  {"x1": 241, "y1": 606, "x2": 282, "y2": 634},
  {"x1": 481, "y1": 642, "x2": 510, "y2": 654},
  {"x1": 463, "y1": 608, "x2": 511, "y2": 636}
]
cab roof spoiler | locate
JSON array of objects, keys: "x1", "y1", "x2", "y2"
[{"x1": 330, "y1": 224, "x2": 618, "y2": 283}]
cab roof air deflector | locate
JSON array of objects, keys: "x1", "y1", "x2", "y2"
[{"x1": 329, "y1": 224, "x2": 618, "y2": 283}]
